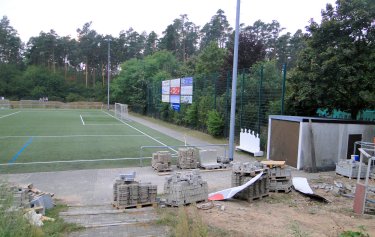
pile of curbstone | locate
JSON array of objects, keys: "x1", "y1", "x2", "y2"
[
  {"x1": 113, "y1": 173, "x2": 157, "y2": 208},
  {"x1": 152, "y1": 151, "x2": 172, "y2": 172},
  {"x1": 231, "y1": 162, "x2": 270, "y2": 202},
  {"x1": 9, "y1": 184, "x2": 54, "y2": 215},
  {"x1": 177, "y1": 147, "x2": 200, "y2": 169},
  {"x1": 164, "y1": 170, "x2": 208, "y2": 206},
  {"x1": 269, "y1": 167, "x2": 292, "y2": 193}
]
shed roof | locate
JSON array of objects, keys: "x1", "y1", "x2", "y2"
[{"x1": 269, "y1": 115, "x2": 375, "y2": 125}]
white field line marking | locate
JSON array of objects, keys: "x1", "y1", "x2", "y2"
[
  {"x1": 0, "y1": 111, "x2": 21, "y2": 119},
  {"x1": 0, "y1": 135, "x2": 145, "y2": 139},
  {"x1": 85, "y1": 124, "x2": 123, "y2": 126},
  {"x1": 0, "y1": 156, "x2": 153, "y2": 166},
  {"x1": 103, "y1": 111, "x2": 178, "y2": 153},
  {"x1": 80, "y1": 115, "x2": 85, "y2": 125}
]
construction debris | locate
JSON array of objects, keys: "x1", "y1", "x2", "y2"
[
  {"x1": 208, "y1": 172, "x2": 264, "y2": 201},
  {"x1": 292, "y1": 177, "x2": 330, "y2": 203},
  {"x1": 231, "y1": 162, "x2": 269, "y2": 202},
  {"x1": 113, "y1": 172, "x2": 157, "y2": 208},
  {"x1": 24, "y1": 210, "x2": 44, "y2": 227},
  {"x1": 9, "y1": 184, "x2": 55, "y2": 215},
  {"x1": 177, "y1": 147, "x2": 200, "y2": 169},
  {"x1": 152, "y1": 151, "x2": 172, "y2": 172},
  {"x1": 164, "y1": 170, "x2": 208, "y2": 206}
]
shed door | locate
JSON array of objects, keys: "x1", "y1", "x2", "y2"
[
  {"x1": 270, "y1": 120, "x2": 299, "y2": 168},
  {"x1": 346, "y1": 134, "x2": 362, "y2": 159}
]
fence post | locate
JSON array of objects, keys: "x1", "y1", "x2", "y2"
[
  {"x1": 225, "y1": 71, "x2": 231, "y2": 137},
  {"x1": 257, "y1": 65, "x2": 264, "y2": 135},
  {"x1": 281, "y1": 63, "x2": 287, "y2": 115},
  {"x1": 214, "y1": 73, "x2": 217, "y2": 110},
  {"x1": 240, "y1": 69, "x2": 245, "y2": 130}
]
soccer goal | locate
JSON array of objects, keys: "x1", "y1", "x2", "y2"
[
  {"x1": 114, "y1": 103, "x2": 129, "y2": 120},
  {"x1": 0, "y1": 99, "x2": 11, "y2": 109}
]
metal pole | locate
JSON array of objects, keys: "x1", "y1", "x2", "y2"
[
  {"x1": 228, "y1": 0, "x2": 241, "y2": 161},
  {"x1": 281, "y1": 63, "x2": 287, "y2": 115},
  {"x1": 240, "y1": 69, "x2": 245, "y2": 129},
  {"x1": 107, "y1": 38, "x2": 111, "y2": 111},
  {"x1": 258, "y1": 65, "x2": 263, "y2": 134}
]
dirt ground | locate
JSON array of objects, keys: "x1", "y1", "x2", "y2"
[{"x1": 197, "y1": 172, "x2": 375, "y2": 237}]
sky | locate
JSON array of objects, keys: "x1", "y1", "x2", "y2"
[{"x1": 0, "y1": 0, "x2": 337, "y2": 43}]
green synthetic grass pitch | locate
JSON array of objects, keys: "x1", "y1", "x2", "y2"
[{"x1": 0, "y1": 109, "x2": 183, "y2": 173}]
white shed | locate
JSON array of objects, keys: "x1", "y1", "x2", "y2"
[{"x1": 267, "y1": 115, "x2": 375, "y2": 171}]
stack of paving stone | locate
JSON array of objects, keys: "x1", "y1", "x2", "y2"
[
  {"x1": 164, "y1": 170, "x2": 208, "y2": 206},
  {"x1": 269, "y1": 167, "x2": 292, "y2": 193},
  {"x1": 152, "y1": 151, "x2": 172, "y2": 172},
  {"x1": 11, "y1": 186, "x2": 30, "y2": 208},
  {"x1": 138, "y1": 183, "x2": 157, "y2": 203},
  {"x1": 177, "y1": 147, "x2": 200, "y2": 169},
  {"x1": 335, "y1": 159, "x2": 371, "y2": 178},
  {"x1": 231, "y1": 162, "x2": 269, "y2": 202},
  {"x1": 113, "y1": 173, "x2": 157, "y2": 208}
]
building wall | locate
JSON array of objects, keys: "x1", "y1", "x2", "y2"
[{"x1": 300, "y1": 123, "x2": 375, "y2": 171}]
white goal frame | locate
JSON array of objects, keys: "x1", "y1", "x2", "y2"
[{"x1": 114, "y1": 103, "x2": 129, "y2": 120}]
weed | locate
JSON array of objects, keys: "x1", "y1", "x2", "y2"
[
  {"x1": 339, "y1": 226, "x2": 370, "y2": 237},
  {"x1": 156, "y1": 206, "x2": 231, "y2": 237},
  {"x1": 289, "y1": 221, "x2": 310, "y2": 237}
]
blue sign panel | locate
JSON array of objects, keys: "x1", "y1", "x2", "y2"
[
  {"x1": 181, "y1": 77, "x2": 193, "y2": 86},
  {"x1": 171, "y1": 103, "x2": 180, "y2": 112}
]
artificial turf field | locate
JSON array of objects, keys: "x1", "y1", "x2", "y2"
[{"x1": 0, "y1": 109, "x2": 183, "y2": 173}]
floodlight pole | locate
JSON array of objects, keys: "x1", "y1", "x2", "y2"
[
  {"x1": 106, "y1": 38, "x2": 111, "y2": 111},
  {"x1": 228, "y1": 0, "x2": 241, "y2": 161}
]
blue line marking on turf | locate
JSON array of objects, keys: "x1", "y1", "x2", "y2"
[{"x1": 9, "y1": 137, "x2": 33, "y2": 164}]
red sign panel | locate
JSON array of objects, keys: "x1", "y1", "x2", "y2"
[{"x1": 170, "y1": 87, "x2": 180, "y2": 95}]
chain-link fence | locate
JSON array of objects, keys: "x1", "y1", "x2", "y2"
[{"x1": 133, "y1": 63, "x2": 286, "y2": 150}]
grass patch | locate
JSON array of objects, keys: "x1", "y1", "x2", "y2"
[
  {"x1": 130, "y1": 112, "x2": 228, "y2": 145},
  {"x1": 42, "y1": 202, "x2": 84, "y2": 236},
  {"x1": 156, "y1": 207, "x2": 232, "y2": 237},
  {"x1": 339, "y1": 226, "x2": 370, "y2": 237}
]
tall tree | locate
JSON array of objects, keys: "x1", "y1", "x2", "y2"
[
  {"x1": 77, "y1": 22, "x2": 101, "y2": 87},
  {"x1": 226, "y1": 27, "x2": 265, "y2": 69},
  {"x1": 246, "y1": 20, "x2": 285, "y2": 60},
  {"x1": 0, "y1": 16, "x2": 23, "y2": 65},
  {"x1": 159, "y1": 15, "x2": 199, "y2": 61},
  {"x1": 144, "y1": 31, "x2": 158, "y2": 56},
  {"x1": 200, "y1": 9, "x2": 232, "y2": 49},
  {"x1": 287, "y1": 0, "x2": 375, "y2": 118}
]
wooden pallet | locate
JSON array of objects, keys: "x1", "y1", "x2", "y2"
[
  {"x1": 269, "y1": 176, "x2": 290, "y2": 181},
  {"x1": 246, "y1": 193, "x2": 269, "y2": 202},
  {"x1": 165, "y1": 199, "x2": 208, "y2": 207},
  {"x1": 261, "y1": 160, "x2": 286, "y2": 168},
  {"x1": 269, "y1": 186, "x2": 292, "y2": 193},
  {"x1": 113, "y1": 202, "x2": 157, "y2": 209},
  {"x1": 335, "y1": 172, "x2": 365, "y2": 179}
]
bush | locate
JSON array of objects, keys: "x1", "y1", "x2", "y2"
[{"x1": 206, "y1": 110, "x2": 224, "y2": 137}]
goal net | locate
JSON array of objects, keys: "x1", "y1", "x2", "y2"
[
  {"x1": 114, "y1": 103, "x2": 129, "y2": 120},
  {"x1": 0, "y1": 99, "x2": 11, "y2": 109}
]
